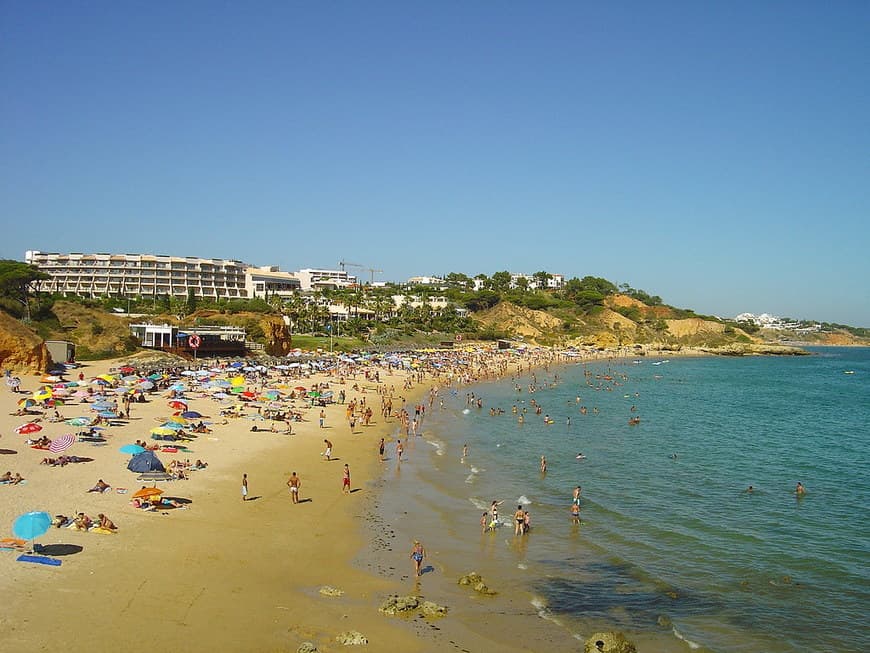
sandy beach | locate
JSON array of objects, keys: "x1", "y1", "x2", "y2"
[
  {"x1": 0, "y1": 352, "x2": 445, "y2": 653},
  {"x1": 1, "y1": 344, "x2": 718, "y2": 652}
]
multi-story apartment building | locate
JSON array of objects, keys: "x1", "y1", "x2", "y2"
[
  {"x1": 25, "y1": 251, "x2": 250, "y2": 300},
  {"x1": 294, "y1": 268, "x2": 357, "y2": 292},
  {"x1": 245, "y1": 265, "x2": 302, "y2": 299}
]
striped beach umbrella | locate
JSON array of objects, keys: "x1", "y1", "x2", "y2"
[{"x1": 49, "y1": 434, "x2": 75, "y2": 453}]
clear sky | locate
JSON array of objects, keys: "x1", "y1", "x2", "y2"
[{"x1": 2, "y1": 2, "x2": 868, "y2": 326}]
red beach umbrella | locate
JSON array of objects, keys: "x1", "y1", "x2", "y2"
[
  {"x1": 14, "y1": 422, "x2": 43, "y2": 435},
  {"x1": 167, "y1": 400, "x2": 188, "y2": 410}
]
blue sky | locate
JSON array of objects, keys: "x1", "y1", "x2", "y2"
[{"x1": 2, "y1": 2, "x2": 868, "y2": 326}]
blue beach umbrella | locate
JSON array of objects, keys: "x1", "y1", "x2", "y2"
[
  {"x1": 66, "y1": 417, "x2": 91, "y2": 426},
  {"x1": 13, "y1": 511, "x2": 52, "y2": 549},
  {"x1": 180, "y1": 411, "x2": 202, "y2": 418},
  {"x1": 120, "y1": 444, "x2": 146, "y2": 455}
]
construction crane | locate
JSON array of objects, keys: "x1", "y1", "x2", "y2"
[
  {"x1": 367, "y1": 268, "x2": 383, "y2": 285},
  {"x1": 338, "y1": 259, "x2": 363, "y2": 272}
]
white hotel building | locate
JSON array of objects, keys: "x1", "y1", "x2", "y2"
[{"x1": 25, "y1": 251, "x2": 250, "y2": 300}]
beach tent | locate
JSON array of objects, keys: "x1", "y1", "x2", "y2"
[{"x1": 127, "y1": 450, "x2": 166, "y2": 473}]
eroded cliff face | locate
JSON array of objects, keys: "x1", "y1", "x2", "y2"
[{"x1": 0, "y1": 311, "x2": 51, "y2": 373}]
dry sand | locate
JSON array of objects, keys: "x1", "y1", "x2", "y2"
[{"x1": 0, "y1": 357, "x2": 431, "y2": 653}]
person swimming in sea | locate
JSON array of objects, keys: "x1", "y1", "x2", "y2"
[{"x1": 575, "y1": 453, "x2": 586, "y2": 460}]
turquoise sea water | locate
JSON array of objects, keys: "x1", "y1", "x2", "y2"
[{"x1": 379, "y1": 347, "x2": 869, "y2": 652}]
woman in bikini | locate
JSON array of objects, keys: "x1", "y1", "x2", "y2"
[{"x1": 514, "y1": 505, "x2": 525, "y2": 535}]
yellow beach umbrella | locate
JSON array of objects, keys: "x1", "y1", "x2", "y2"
[
  {"x1": 33, "y1": 388, "x2": 53, "y2": 402},
  {"x1": 150, "y1": 427, "x2": 177, "y2": 436},
  {"x1": 229, "y1": 376, "x2": 245, "y2": 387}
]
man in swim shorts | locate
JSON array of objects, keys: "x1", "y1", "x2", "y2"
[
  {"x1": 342, "y1": 464, "x2": 351, "y2": 494},
  {"x1": 287, "y1": 472, "x2": 300, "y2": 504},
  {"x1": 323, "y1": 439, "x2": 333, "y2": 461}
]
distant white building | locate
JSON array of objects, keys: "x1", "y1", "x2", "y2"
[
  {"x1": 295, "y1": 268, "x2": 357, "y2": 292},
  {"x1": 245, "y1": 266, "x2": 301, "y2": 299},
  {"x1": 734, "y1": 312, "x2": 820, "y2": 332},
  {"x1": 406, "y1": 276, "x2": 445, "y2": 287}
]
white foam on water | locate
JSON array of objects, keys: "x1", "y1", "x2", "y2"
[
  {"x1": 469, "y1": 497, "x2": 489, "y2": 511},
  {"x1": 517, "y1": 562, "x2": 527, "y2": 570},
  {"x1": 426, "y1": 438, "x2": 446, "y2": 456},
  {"x1": 462, "y1": 408, "x2": 470, "y2": 414},
  {"x1": 465, "y1": 474, "x2": 476, "y2": 484},
  {"x1": 673, "y1": 626, "x2": 701, "y2": 649},
  {"x1": 530, "y1": 595, "x2": 562, "y2": 626},
  {"x1": 517, "y1": 495, "x2": 532, "y2": 505},
  {"x1": 470, "y1": 466, "x2": 483, "y2": 474}
]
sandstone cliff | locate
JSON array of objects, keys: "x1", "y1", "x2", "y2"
[{"x1": 0, "y1": 311, "x2": 51, "y2": 373}]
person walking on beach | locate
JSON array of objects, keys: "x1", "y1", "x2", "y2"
[
  {"x1": 287, "y1": 472, "x2": 300, "y2": 504},
  {"x1": 342, "y1": 464, "x2": 351, "y2": 494},
  {"x1": 322, "y1": 439, "x2": 333, "y2": 461},
  {"x1": 378, "y1": 438, "x2": 385, "y2": 462},
  {"x1": 241, "y1": 473, "x2": 248, "y2": 501},
  {"x1": 410, "y1": 540, "x2": 426, "y2": 577},
  {"x1": 319, "y1": 409, "x2": 326, "y2": 428},
  {"x1": 396, "y1": 440, "x2": 404, "y2": 462}
]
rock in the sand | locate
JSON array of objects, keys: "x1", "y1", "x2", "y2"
[
  {"x1": 319, "y1": 586, "x2": 345, "y2": 597},
  {"x1": 472, "y1": 581, "x2": 497, "y2": 595},
  {"x1": 458, "y1": 572, "x2": 483, "y2": 586},
  {"x1": 335, "y1": 630, "x2": 368, "y2": 646},
  {"x1": 378, "y1": 595, "x2": 420, "y2": 615},
  {"x1": 420, "y1": 600, "x2": 449, "y2": 618},
  {"x1": 583, "y1": 631, "x2": 637, "y2": 653},
  {"x1": 297, "y1": 643, "x2": 318, "y2": 653}
]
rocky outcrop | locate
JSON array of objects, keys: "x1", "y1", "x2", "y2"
[
  {"x1": 378, "y1": 595, "x2": 448, "y2": 618},
  {"x1": 458, "y1": 572, "x2": 497, "y2": 595},
  {"x1": 262, "y1": 316, "x2": 293, "y2": 356},
  {"x1": 335, "y1": 630, "x2": 368, "y2": 645},
  {"x1": 702, "y1": 343, "x2": 809, "y2": 356},
  {"x1": 583, "y1": 631, "x2": 637, "y2": 653},
  {"x1": 297, "y1": 643, "x2": 319, "y2": 653},
  {"x1": 0, "y1": 311, "x2": 51, "y2": 373},
  {"x1": 318, "y1": 585, "x2": 344, "y2": 597}
]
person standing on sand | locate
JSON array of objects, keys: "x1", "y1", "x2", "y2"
[
  {"x1": 241, "y1": 473, "x2": 248, "y2": 501},
  {"x1": 396, "y1": 440, "x2": 404, "y2": 462},
  {"x1": 319, "y1": 409, "x2": 326, "y2": 428},
  {"x1": 287, "y1": 472, "x2": 300, "y2": 503},
  {"x1": 323, "y1": 439, "x2": 333, "y2": 461},
  {"x1": 342, "y1": 464, "x2": 351, "y2": 494},
  {"x1": 378, "y1": 438, "x2": 385, "y2": 462},
  {"x1": 410, "y1": 540, "x2": 426, "y2": 577}
]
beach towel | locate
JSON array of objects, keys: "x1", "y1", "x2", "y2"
[{"x1": 17, "y1": 554, "x2": 62, "y2": 566}]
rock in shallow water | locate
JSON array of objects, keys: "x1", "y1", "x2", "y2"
[
  {"x1": 335, "y1": 630, "x2": 368, "y2": 646},
  {"x1": 297, "y1": 643, "x2": 318, "y2": 653},
  {"x1": 319, "y1": 586, "x2": 345, "y2": 597}
]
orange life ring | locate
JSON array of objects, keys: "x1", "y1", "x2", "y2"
[{"x1": 188, "y1": 334, "x2": 202, "y2": 348}]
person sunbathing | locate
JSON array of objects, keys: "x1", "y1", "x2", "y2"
[
  {"x1": 97, "y1": 514, "x2": 117, "y2": 531},
  {"x1": 10, "y1": 472, "x2": 24, "y2": 485},
  {"x1": 0, "y1": 471, "x2": 12, "y2": 483},
  {"x1": 73, "y1": 512, "x2": 93, "y2": 531},
  {"x1": 88, "y1": 479, "x2": 111, "y2": 493},
  {"x1": 193, "y1": 459, "x2": 208, "y2": 469}
]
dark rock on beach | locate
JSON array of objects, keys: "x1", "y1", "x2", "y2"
[{"x1": 583, "y1": 631, "x2": 637, "y2": 653}]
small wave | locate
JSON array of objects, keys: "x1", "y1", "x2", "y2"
[
  {"x1": 462, "y1": 408, "x2": 470, "y2": 414},
  {"x1": 530, "y1": 595, "x2": 562, "y2": 626},
  {"x1": 470, "y1": 466, "x2": 483, "y2": 474},
  {"x1": 469, "y1": 498, "x2": 489, "y2": 511},
  {"x1": 426, "y1": 439, "x2": 446, "y2": 456},
  {"x1": 465, "y1": 474, "x2": 476, "y2": 484},
  {"x1": 672, "y1": 626, "x2": 700, "y2": 650},
  {"x1": 517, "y1": 495, "x2": 532, "y2": 505},
  {"x1": 517, "y1": 562, "x2": 527, "y2": 570}
]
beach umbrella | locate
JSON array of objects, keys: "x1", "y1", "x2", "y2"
[
  {"x1": 12, "y1": 511, "x2": 52, "y2": 550},
  {"x1": 229, "y1": 361, "x2": 244, "y2": 368},
  {"x1": 119, "y1": 366, "x2": 136, "y2": 374},
  {"x1": 133, "y1": 487, "x2": 163, "y2": 499},
  {"x1": 17, "y1": 398, "x2": 36, "y2": 408},
  {"x1": 120, "y1": 444, "x2": 145, "y2": 455},
  {"x1": 99, "y1": 411, "x2": 119, "y2": 419},
  {"x1": 41, "y1": 375, "x2": 62, "y2": 383},
  {"x1": 98, "y1": 374, "x2": 116, "y2": 383},
  {"x1": 14, "y1": 422, "x2": 42, "y2": 435},
  {"x1": 229, "y1": 376, "x2": 245, "y2": 387},
  {"x1": 91, "y1": 378, "x2": 111, "y2": 386},
  {"x1": 65, "y1": 417, "x2": 91, "y2": 426},
  {"x1": 150, "y1": 427, "x2": 178, "y2": 436},
  {"x1": 294, "y1": 386, "x2": 307, "y2": 392},
  {"x1": 33, "y1": 388, "x2": 53, "y2": 402},
  {"x1": 180, "y1": 411, "x2": 202, "y2": 419},
  {"x1": 127, "y1": 450, "x2": 165, "y2": 473},
  {"x1": 168, "y1": 400, "x2": 187, "y2": 410},
  {"x1": 48, "y1": 434, "x2": 75, "y2": 453}
]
